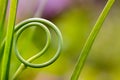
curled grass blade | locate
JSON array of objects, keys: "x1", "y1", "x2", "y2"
[{"x1": 12, "y1": 18, "x2": 63, "y2": 79}]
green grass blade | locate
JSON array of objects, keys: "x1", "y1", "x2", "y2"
[
  {"x1": 0, "y1": 0, "x2": 8, "y2": 61},
  {"x1": 1, "y1": 0, "x2": 18, "y2": 80},
  {"x1": 0, "y1": 0, "x2": 8, "y2": 45},
  {"x1": 0, "y1": 0, "x2": 8, "y2": 79},
  {"x1": 71, "y1": 0, "x2": 115, "y2": 80}
]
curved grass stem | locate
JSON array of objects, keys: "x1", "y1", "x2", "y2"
[
  {"x1": 1, "y1": 0, "x2": 18, "y2": 80},
  {"x1": 12, "y1": 18, "x2": 63, "y2": 80},
  {"x1": 71, "y1": 0, "x2": 115, "y2": 80}
]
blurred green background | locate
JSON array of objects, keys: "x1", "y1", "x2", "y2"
[{"x1": 6, "y1": 0, "x2": 120, "y2": 80}]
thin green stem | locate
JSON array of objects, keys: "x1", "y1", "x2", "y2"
[
  {"x1": 0, "y1": 0, "x2": 8, "y2": 46},
  {"x1": 0, "y1": 0, "x2": 8, "y2": 63},
  {"x1": 12, "y1": 64, "x2": 26, "y2": 80},
  {"x1": 1, "y1": 0, "x2": 18, "y2": 80},
  {"x1": 0, "y1": 0, "x2": 8, "y2": 79},
  {"x1": 71, "y1": 0, "x2": 115, "y2": 80}
]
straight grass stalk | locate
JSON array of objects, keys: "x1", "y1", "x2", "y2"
[
  {"x1": 0, "y1": 0, "x2": 8, "y2": 61},
  {"x1": 1, "y1": 0, "x2": 18, "y2": 80},
  {"x1": 71, "y1": 0, "x2": 115, "y2": 80},
  {"x1": 0, "y1": 0, "x2": 8, "y2": 79},
  {"x1": 0, "y1": 0, "x2": 8, "y2": 45}
]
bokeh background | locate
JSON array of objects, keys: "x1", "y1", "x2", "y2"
[{"x1": 5, "y1": 0, "x2": 120, "y2": 80}]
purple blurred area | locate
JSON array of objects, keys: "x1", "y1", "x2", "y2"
[
  {"x1": 34, "y1": 72, "x2": 63, "y2": 80},
  {"x1": 16, "y1": 0, "x2": 71, "y2": 21},
  {"x1": 42, "y1": 0, "x2": 71, "y2": 19},
  {"x1": 16, "y1": 0, "x2": 106, "y2": 21}
]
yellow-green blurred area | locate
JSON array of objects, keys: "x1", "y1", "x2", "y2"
[{"x1": 6, "y1": 0, "x2": 120, "y2": 80}]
